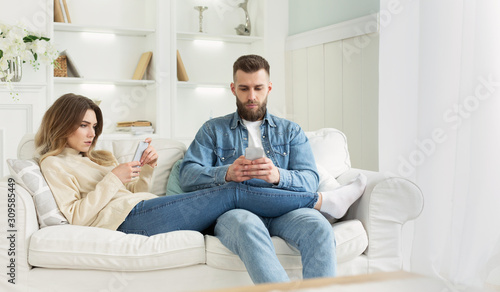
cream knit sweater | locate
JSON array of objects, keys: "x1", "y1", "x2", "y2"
[{"x1": 40, "y1": 147, "x2": 157, "y2": 230}]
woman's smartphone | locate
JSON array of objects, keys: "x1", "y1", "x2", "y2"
[{"x1": 133, "y1": 141, "x2": 149, "y2": 162}]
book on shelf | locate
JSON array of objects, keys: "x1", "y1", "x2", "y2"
[
  {"x1": 132, "y1": 52, "x2": 153, "y2": 80},
  {"x1": 116, "y1": 127, "x2": 154, "y2": 135},
  {"x1": 54, "y1": 0, "x2": 64, "y2": 23},
  {"x1": 177, "y1": 50, "x2": 189, "y2": 81},
  {"x1": 117, "y1": 121, "x2": 152, "y2": 127},
  {"x1": 54, "y1": 0, "x2": 71, "y2": 23},
  {"x1": 60, "y1": 0, "x2": 72, "y2": 23},
  {"x1": 116, "y1": 121, "x2": 154, "y2": 135}
]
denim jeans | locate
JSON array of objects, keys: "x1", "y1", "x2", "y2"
[
  {"x1": 116, "y1": 182, "x2": 318, "y2": 236},
  {"x1": 214, "y1": 208, "x2": 336, "y2": 284}
]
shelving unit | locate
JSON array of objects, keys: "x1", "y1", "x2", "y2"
[
  {"x1": 46, "y1": 0, "x2": 266, "y2": 143},
  {"x1": 172, "y1": 0, "x2": 266, "y2": 144},
  {"x1": 49, "y1": 0, "x2": 171, "y2": 137}
]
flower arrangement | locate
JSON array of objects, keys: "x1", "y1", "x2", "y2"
[{"x1": 0, "y1": 23, "x2": 58, "y2": 82}]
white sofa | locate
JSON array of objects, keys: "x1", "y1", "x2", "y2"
[{"x1": 0, "y1": 128, "x2": 423, "y2": 292}]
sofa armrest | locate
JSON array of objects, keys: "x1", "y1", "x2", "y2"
[
  {"x1": 338, "y1": 168, "x2": 424, "y2": 272},
  {"x1": 0, "y1": 176, "x2": 39, "y2": 285}
]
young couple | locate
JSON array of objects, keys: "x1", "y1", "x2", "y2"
[{"x1": 37, "y1": 54, "x2": 366, "y2": 284}]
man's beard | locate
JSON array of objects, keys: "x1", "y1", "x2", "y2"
[{"x1": 236, "y1": 96, "x2": 267, "y2": 121}]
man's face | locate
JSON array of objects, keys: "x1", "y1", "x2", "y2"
[{"x1": 231, "y1": 69, "x2": 272, "y2": 121}]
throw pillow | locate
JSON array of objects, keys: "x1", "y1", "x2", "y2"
[
  {"x1": 317, "y1": 164, "x2": 340, "y2": 191},
  {"x1": 7, "y1": 159, "x2": 69, "y2": 228},
  {"x1": 165, "y1": 159, "x2": 184, "y2": 196}
]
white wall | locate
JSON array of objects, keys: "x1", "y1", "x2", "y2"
[
  {"x1": 284, "y1": 16, "x2": 380, "y2": 171},
  {"x1": 378, "y1": 0, "x2": 420, "y2": 178},
  {"x1": 263, "y1": 0, "x2": 288, "y2": 118}
]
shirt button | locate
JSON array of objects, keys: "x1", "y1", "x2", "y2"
[
  {"x1": 262, "y1": 135, "x2": 266, "y2": 138},
  {"x1": 222, "y1": 157, "x2": 225, "y2": 160},
  {"x1": 283, "y1": 152, "x2": 287, "y2": 155},
  {"x1": 244, "y1": 138, "x2": 247, "y2": 140},
  {"x1": 267, "y1": 151, "x2": 270, "y2": 154}
]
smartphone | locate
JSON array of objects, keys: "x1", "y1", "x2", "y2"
[
  {"x1": 133, "y1": 141, "x2": 149, "y2": 162},
  {"x1": 245, "y1": 147, "x2": 265, "y2": 160}
]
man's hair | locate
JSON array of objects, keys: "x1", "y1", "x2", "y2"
[{"x1": 233, "y1": 54, "x2": 270, "y2": 81}]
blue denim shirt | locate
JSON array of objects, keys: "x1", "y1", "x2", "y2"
[{"x1": 180, "y1": 111, "x2": 319, "y2": 193}]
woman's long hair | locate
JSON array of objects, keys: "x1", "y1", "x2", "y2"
[{"x1": 35, "y1": 93, "x2": 114, "y2": 166}]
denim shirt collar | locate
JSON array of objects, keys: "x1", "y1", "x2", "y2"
[{"x1": 230, "y1": 111, "x2": 277, "y2": 130}]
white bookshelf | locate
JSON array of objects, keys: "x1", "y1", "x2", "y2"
[
  {"x1": 172, "y1": 0, "x2": 266, "y2": 143},
  {"x1": 50, "y1": 0, "x2": 172, "y2": 137}
]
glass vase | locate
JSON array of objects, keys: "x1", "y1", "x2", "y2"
[{"x1": 1, "y1": 56, "x2": 23, "y2": 82}]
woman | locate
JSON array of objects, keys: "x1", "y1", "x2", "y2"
[{"x1": 36, "y1": 93, "x2": 365, "y2": 236}]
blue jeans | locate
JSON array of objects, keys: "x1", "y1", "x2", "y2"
[
  {"x1": 214, "y1": 208, "x2": 336, "y2": 284},
  {"x1": 117, "y1": 182, "x2": 318, "y2": 236}
]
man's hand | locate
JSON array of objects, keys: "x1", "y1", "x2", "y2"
[{"x1": 225, "y1": 156, "x2": 280, "y2": 184}]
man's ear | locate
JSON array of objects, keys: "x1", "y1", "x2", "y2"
[
  {"x1": 231, "y1": 82, "x2": 236, "y2": 95},
  {"x1": 268, "y1": 82, "x2": 273, "y2": 93}
]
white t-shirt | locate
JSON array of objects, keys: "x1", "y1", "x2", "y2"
[{"x1": 242, "y1": 119, "x2": 263, "y2": 149}]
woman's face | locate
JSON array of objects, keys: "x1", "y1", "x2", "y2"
[{"x1": 66, "y1": 109, "x2": 97, "y2": 153}]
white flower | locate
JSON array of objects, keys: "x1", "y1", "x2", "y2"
[
  {"x1": 0, "y1": 22, "x2": 58, "y2": 75},
  {"x1": 0, "y1": 59, "x2": 8, "y2": 71},
  {"x1": 28, "y1": 39, "x2": 47, "y2": 55}
]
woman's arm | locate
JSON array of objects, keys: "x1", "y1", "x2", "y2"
[
  {"x1": 42, "y1": 166, "x2": 123, "y2": 226},
  {"x1": 124, "y1": 164, "x2": 154, "y2": 193}
]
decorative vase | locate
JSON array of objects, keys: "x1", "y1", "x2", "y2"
[
  {"x1": 235, "y1": 0, "x2": 251, "y2": 36},
  {"x1": 1, "y1": 56, "x2": 23, "y2": 82}
]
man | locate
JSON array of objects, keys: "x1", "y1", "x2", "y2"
[{"x1": 180, "y1": 55, "x2": 365, "y2": 283}]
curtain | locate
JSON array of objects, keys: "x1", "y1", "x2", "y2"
[{"x1": 412, "y1": 0, "x2": 500, "y2": 290}]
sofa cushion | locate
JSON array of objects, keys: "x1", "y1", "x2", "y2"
[
  {"x1": 29, "y1": 225, "x2": 206, "y2": 271},
  {"x1": 166, "y1": 159, "x2": 183, "y2": 195},
  {"x1": 7, "y1": 158, "x2": 69, "y2": 228},
  {"x1": 205, "y1": 219, "x2": 367, "y2": 271},
  {"x1": 306, "y1": 128, "x2": 351, "y2": 178},
  {"x1": 103, "y1": 139, "x2": 186, "y2": 196}
]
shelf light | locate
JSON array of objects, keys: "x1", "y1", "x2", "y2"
[
  {"x1": 193, "y1": 39, "x2": 224, "y2": 47},
  {"x1": 81, "y1": 31, "x2": 117, "y2": 41},
  {"x1": 195, "y1": 86, "x2": 226, "y2": 94},
  {"x1": 80, "y1": 83, "x2": 116, "y2": 91}
]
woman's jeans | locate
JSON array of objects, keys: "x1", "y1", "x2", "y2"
[{"x1": 117, "y1": 182, "x2": 318, "y2": 236}]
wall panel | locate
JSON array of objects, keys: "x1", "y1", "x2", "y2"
[
  {"x1": 285, "y1": 33, "x2": 379, "y2": 171},
  {"x1": 291, "y1": 49, "x2": 309, "y2": 129},
  {"x1": 324, "y1": 41, "x2": 344, "y2": 129},
  {"x1": 306, "y1": 45, "x2": 325, "y2": 130}
]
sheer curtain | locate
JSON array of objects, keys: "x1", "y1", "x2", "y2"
[{"x1": 412, "y1": 0, "x2": 500, "y2": 290}]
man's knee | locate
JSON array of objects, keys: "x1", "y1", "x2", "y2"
[
  {"x1": 282, "y1": 209, "x2": 334, "y2": 241},
  {"x1": 215, "y1": 209, "x2": 265, "y2": 236}
]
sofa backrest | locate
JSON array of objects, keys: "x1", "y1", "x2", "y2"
[
  {"x1": 17, "y1": 134, "x2": 186, "y2": 196},
  {"x1": 16, "y1": 128, "x2": 351, "y2": 195}
]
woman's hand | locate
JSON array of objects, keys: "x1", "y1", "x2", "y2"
[
  {"x1": 139, "y1": 138, "x2": 158, "y2": 168},
  {"x1": 111, "y1": 161, "x2": 142, "y2": 184}
]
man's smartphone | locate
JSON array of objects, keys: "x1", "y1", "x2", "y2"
[
  {"x1": 245, "y1": 147, "x2": 265, "y2": 160},
  {"x1": 133, "y1": 141, "x2": 149, "y2": 162}
]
